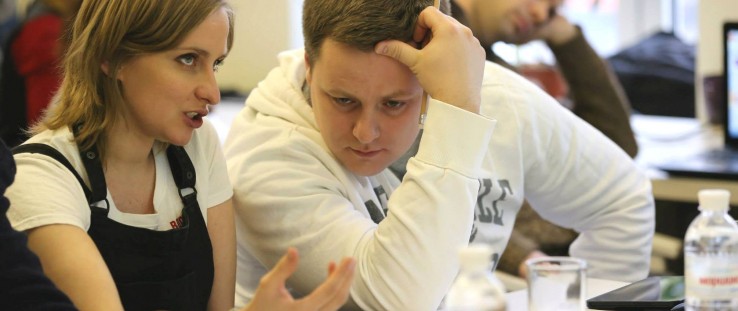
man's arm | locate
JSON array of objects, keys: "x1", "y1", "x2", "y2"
[
  {"x1": 493, "y1": 16, "x2": 639, "y2": 280},
  {"x1": 496, "y1": 218, "x2": 540, "y2": 276},
  {"x1": 502, "y1": 70, "x2": 654, "y2": 282},
  {"x1": 545, "y1": 16, "x2": 638, "y2": 157}
]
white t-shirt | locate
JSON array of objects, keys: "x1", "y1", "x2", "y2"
[{"x1": 7, "y1": 120, "x2": 233, "y2": 232}]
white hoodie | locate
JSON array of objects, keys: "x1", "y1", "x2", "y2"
[{"x1": 224, "y1": 49, "x2": 654, "y2": 310}]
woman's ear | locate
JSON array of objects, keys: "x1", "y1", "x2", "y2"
[{"x1": 101, "y1": 61, "x2": 110, "y2": 76}]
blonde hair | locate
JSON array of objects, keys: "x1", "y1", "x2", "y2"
[
  {"x1": 302, "y1": 0, "x2": 450, "y2": 64},
  {"x1": 37, "y1": 0, "x2": 234, "y2": 156}
]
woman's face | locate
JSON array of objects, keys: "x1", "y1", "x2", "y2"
[{"x1": 114, "y1": 7, "x2": 230, "y2": 146}]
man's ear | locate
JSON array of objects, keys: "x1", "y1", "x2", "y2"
[{"x1": 304, "y1": 52, "x2": 312, "y2": 84}]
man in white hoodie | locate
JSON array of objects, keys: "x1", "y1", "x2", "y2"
[{"x1": 224, "y1": 0, "x2": 655, "y2": 310}]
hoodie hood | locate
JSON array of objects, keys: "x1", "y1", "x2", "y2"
[{"x1": 244, "y1": 49, "x2": 318, "y2": 131}]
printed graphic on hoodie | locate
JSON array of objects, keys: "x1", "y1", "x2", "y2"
[
  {"x1": 365, "y1": 185, "x2": 389, "y2": 224},
  {"x1": 470, "y1": 178, "x2": 513, "y2": 242}
]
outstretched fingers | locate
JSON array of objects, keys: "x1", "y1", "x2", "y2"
[
  {"x1": 299, "y1": 257, "x2": 356, "y2": 311},
  {"x1": 259, "y1": 247, "x2": 299, "y2": 294}
]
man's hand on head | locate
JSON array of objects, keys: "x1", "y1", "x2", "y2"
[{"x1": 373, "y1": 6, "x2": 485, "y2": 114}]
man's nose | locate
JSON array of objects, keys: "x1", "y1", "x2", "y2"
[
  {"x1": 353, "y1": 110, "x2": 380, "y2": 144},
  {"x1": 528, "y1": 1, "x2": 554, "y2": 24}
]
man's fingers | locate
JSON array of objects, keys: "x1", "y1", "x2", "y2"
[
  {"x1": 316, "y1": 258, "x2": 356, "y2": 311},
  {"x1": 375, "y1": 39, "x2": 418, "y2": 68},
  {"x1": 412, "y1": 6, "x2": 446, "y2": 42},
  {"x1": 299, "y1": 257, "x2": 356, "y2": 309},
  {"x1": 259, "y1": 247, "x2": 299, "y2": 289},
  {"x1": 327, "y1": 261, "x2": 337, "y2": 275}
]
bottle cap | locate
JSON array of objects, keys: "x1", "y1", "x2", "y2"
[
  {"x1": 698, "y1": 189, "x2": 731, "y2": 211},
  {"x1": 458, "y1": 244, "x2": 493, "y2": 270}
]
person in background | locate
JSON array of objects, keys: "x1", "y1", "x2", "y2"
[
  {"x1": 0, "y1": 0, "x2": 17, "y2": 47},
  {"x1": 5, "y1": 0, "x2": 354, "y2": 310},
  {"x1": 0, "y1": 0, "x2": 16, "y2": 97},
  {"x1": 223, "y1": 0, "x2": 654, "y2": 309},
  {"x1": 451, "y1": 0, "x2": 637, "y2": 156},
  {"x1": 391, "y1": 0, "x2": 641, "y2": 279},
  {"x1": 0, "y1": 0, "x2": 82, "y2": 147}
]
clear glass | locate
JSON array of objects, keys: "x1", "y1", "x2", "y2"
[
  {"x1": 444, "y1": 267, "x2": 506, "y2": 311},
  {"x1": 526, "y1": 256, "x2": 587, "y2": 311},
  {"x1": 684, "y1": 209, "x2": 738, "y2": 311}
]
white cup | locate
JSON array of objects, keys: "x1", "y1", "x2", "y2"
[{"x1": 526, "y1": 256, "x2": 587, "y2": 311}]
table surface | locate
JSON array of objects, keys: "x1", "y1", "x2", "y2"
[
  {"x1": 632, "y1": 114, "x2": 738, "y2": 205},
  {"x1": 505, "y1": 278, "x2": 629, "y2": 311}
]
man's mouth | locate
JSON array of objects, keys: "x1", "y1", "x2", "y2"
[{"x1": 352, "y1": 148, "x2": 382, "y2": 158}]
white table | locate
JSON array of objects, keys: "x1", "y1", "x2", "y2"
[
  {"x1": 505, "y1": 278, "x2": 629, "y2": 311},
  {"x1": 632, "y1": 114, "x2": 738, "y2": 205}
]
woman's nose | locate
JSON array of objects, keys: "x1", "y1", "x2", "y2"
[{"x1": 196, "y1": 69, "x2": 221, "y2": 105}]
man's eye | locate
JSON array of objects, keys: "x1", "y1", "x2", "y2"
[
  {"x1": 178, "y1": 54, "x2": 197, "y2": 66},
  {"x1": 386, "y1": 101, "x2": 405, "y2": 109},
  {"x1": 333, "y1": 97, "x2": 355, "y2": 106}
]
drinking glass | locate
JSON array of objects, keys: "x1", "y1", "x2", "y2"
[{"x1": 526, "y1": 256, "x2": 587, "y2": 311}]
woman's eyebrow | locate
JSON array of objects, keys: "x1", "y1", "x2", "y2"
[{"x1": 173, "y1": 47, "x2": 228, "y2": 59}]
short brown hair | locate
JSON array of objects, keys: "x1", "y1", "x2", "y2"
[
  {"x1": 38, "y1": 0, "x2": 234, "y2": 156},
  {"x1": 302, "y1": 0, "x2": 450, "y2": 64}
]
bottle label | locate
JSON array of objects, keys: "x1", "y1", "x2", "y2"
[{"x1": 685, "y1": 253, "x2": 738, "y2": 299}]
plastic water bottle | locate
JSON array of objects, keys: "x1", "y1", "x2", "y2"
[
  {"x1": 684, "y1": 189, "x2": 738, "y2": 310},
  {"x1": 443, "y1": 244, "x2": 506, "y2": 311}
]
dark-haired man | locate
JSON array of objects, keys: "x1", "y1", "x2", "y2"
[{"x1": 225, "y1": 0, "x2": 653, "y2": 309}]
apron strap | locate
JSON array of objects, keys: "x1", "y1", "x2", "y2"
[
  {"x1": 78, "y1": 147, "x2": 108, "y2": 206},
  {"x1": 166, "y1": 146, "x2": 198, "y2": 207},
  {"x1": 12, "y1": 143, "x2": 93, "y2": 202},
  {"x1": 13, "y1": 137, "x2": 198, "y2": 215},
  {"x1": 70, "y1": 125, "x2": 109, "y2": 214}
]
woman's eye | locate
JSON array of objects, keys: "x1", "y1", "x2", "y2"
[
  {"x1": 213, "y1": 58, "x2": 225, "y2": 72},
  {"x1": 178, "y1": 54, "x2": 197, "y2": 66}
]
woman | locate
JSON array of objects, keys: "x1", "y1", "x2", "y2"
[{"x1": 5, "y1": 0, "x2": 354, "y2": 310}]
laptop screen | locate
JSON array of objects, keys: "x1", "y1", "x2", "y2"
[{"x1": 725, "y1": 22, "x2": 738, "y2": 143}]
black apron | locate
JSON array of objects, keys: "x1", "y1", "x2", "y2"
[{"x1": 13, "y1": 142, "x2": 214, "y2": 311}]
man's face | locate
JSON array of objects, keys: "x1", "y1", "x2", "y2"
[
  {"x1": 470, "y1": 0, "x2": 563, "y2": 45},
  {"x1": 305, "y1": 39, "x2": 423, "y2": 177}
]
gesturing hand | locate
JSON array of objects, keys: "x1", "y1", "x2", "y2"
[
  {"x1": 374, "y1": 6, "x2": 486, "y2": 114},
  {"x1": 244, "y1": 248, "x2": 356, "y2": 311}
]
